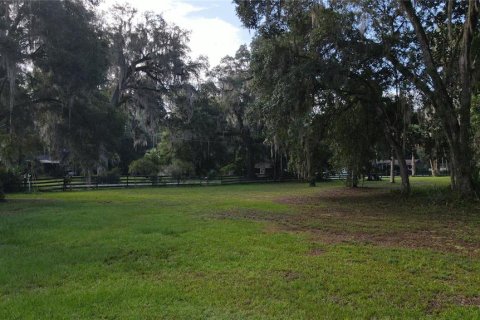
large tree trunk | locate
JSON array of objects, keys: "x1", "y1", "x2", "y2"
[
  {"x1": 395, "y1": 0, "x2": 478, "y2": 196},
  {"x1": 448, "y1": 137, "x2": 473, "y2": 193},
  {"x1": 441, "y1": 111, "x2": 474, "y2": 194},
  {"x1": 346, "y1": 169, "x2": 358, "y2": 188}
]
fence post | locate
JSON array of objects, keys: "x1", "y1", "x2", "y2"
[{"x1": 126, "y1": 175, "x2": 129, "y2": 188}]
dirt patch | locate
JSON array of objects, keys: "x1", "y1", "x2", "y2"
[
  {"x1": 308, "y1": 248, "x2": 325, "y2": 256},
  {"x1": 215, "y1": 209, "x2": 279, "y2": 222},
  {"x1": 215, "y1": 187, "x2": 480, "y2": 255},
  {"x1": 281, "y1": 270, "x2": 301, "y2": 282},
  {"x1": 457, "y1": 295, "x2": 480, "y2": 307},
  {"x1": 308, "y1": 229, "x2": 480, "y2": 255},
  {"x1": 277, "y1": 187, "x2": 385, "y2": 205},
  {"x1": 427, "y1": 294, "x2": 480, "y2": 314},
  {"x1": 426, "y1": 297, "x2": 444, "y2": 314}
]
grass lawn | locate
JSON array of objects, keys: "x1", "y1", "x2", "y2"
[{"x1": 1, "y1": 177, "x2": 480, "y2": 319}]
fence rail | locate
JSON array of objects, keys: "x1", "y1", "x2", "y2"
[
  {"x1": 17, "y1": 175, "x2": 307, "y2": 192},
  {"x1": 13, "y1": 172, "x2": 440, "y2": 193}
]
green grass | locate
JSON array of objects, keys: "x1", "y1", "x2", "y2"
[{"x1": 1, "y1": 177, "x2": 479, "y2": 319}]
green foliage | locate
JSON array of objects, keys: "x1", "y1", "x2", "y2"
[
  {"x1": 96, "y1": 168, "x2": 121, "y2": 184},
  {"x1": 0, "y1": 0, "x2": 123, "y2": 177},
  {"x1": 213, "y1": 45, "x2": 268, "y2": 178},
  {"x1": 327, "y1": 101, "x2": 380, "y2": 186},
  {"x1": 234, "y1": 0, "x2": 480, "y2": 194},
  {"x1": 108, "y1": 5, "x2": 201, "y2": 147},
  {"x1": 67, "y1": 92, "x2": 125, "y2": 175},
  {"x1": 33, "y1": 1, "x2": 109, "y2": 91},
  {"x1": 128, "y1": 158, "x2": 158, "y2": 176},
  {"x1": 165, "y1": 159, "x2": 194, "y2": 180},
  {"x1": 206, "y1": 169, "x2": 218, "y2": 180},
  {"x1": 220, "y1": 163, "x2": 238, "y2": 176}
]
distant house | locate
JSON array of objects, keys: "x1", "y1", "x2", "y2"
[
  {"x1": 373, "y1": 158, "x2": 447, "y2": 175},
  {"x1": 35, "y1": 155, "x2": 61, "y2": 176},
  {"x1": 36, "y1": 155, "x2": 60, "y2": 165},
  {"x1": 254, "y1": 161, "x2": 272, "y2": 177}
]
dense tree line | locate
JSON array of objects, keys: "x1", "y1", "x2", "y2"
[
  {"x1": 0, "y1": 0, "x2": 479, "y2": 197},
  {"x1": 234, "y1": 0, "x2": 480, "y2": 196},
  {"x1": 0, "y1": 0, "x2": 272, "y2": 188}
]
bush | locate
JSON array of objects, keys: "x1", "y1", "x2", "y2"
[
  {"x1": 220, "y1": 163, "x2": 237, "y2": 176},
  {"x1": 96, "y1": 168, "x2": 121, "y2": 184},
  {"x1": 207, "y1": 169, "x2": 218, "y2": 180},
  {"x1": 128, "y1": 158, "x2": 158, "y2": 176},
  {"x1": 165, "y1": 160, "x2": 194, "y2": 181}
]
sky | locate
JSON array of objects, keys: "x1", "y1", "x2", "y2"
[{"x1": 100, "y1": 0, "x2": 253, "y2": 67}]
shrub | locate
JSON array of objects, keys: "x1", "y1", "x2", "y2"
[
  {"x1": 96, "y1": 168, "x2": 121, "y2": 184},
  {"x1": 207, "y1": 169, "x2": 218, "y2": 180},
  {"x1": 165, "y1": 160, "x2": 194, "y2": 181},
  {"x1": 128, "y1": 158, "x2": 158, "y2": 176},
  {"x1": 220, "y1": 163, "x2": 237, "y2": 176}
]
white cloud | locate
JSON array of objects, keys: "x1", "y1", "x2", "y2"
[{"x1": 100, "y1": 0, "x2": 244, "y2": 67}]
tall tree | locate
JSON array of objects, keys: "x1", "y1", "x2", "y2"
[
  {"x1": 235, "y1": 0, "x2": 480, "y2": 195},
  {"x1": 354, "y1": 0, "x2": 479, "y2": 195},
  {"x1": 213, "y1": 45, "x2": 264, "y2": 178},
  {"x1": 107, "y1": 5, "x2": 200, "y2": 147},
  {"x1": 235, "y1": 0, "x2": 413, "y2": 192}
]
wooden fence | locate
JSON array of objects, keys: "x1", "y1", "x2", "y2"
[
  {"x1": 16, "y1": 172, "x2": 383, "y2": 193},
  {"x1": 20, "y1": 175, "x2": 305, "y2": 192}
]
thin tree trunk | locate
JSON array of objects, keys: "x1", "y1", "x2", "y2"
[
  {"x1": 68, "y1": 95, "x2": 74, "y2": 130},
  {"x1": 7, "y1": 60, "x2": 16, "y2": 137},
  {"x1": 391, "y1": 143, "x2": 411, "y2": 194},
  {"x1": 305, "y1": 138, "x2": 315, "y2": 186},
  {"x1": 390, "y1": 155, "x2": 395, "y2": 183},
  {"x1": 430, "y1": 159, "x2": 436, "y2": 177},
  {"x1": 245, "y1": 141, "x2": 255, "y2": 179},
  {"x1": 411, "y1": 152, "x2": 416, "y2": 177},
  {"x1": 86, "y1": 168, "x2": 92, "y2": 185},
  {"x1": 351, "y1": 169, "x2": 358, "y2": 188},
  {"x1": 447, "y1": 155, "x2": 455, "y2": 186}
]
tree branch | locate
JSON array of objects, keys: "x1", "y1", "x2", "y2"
[{"x1": 398, "y1": 0, "x2": 452, "y2": 104}]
